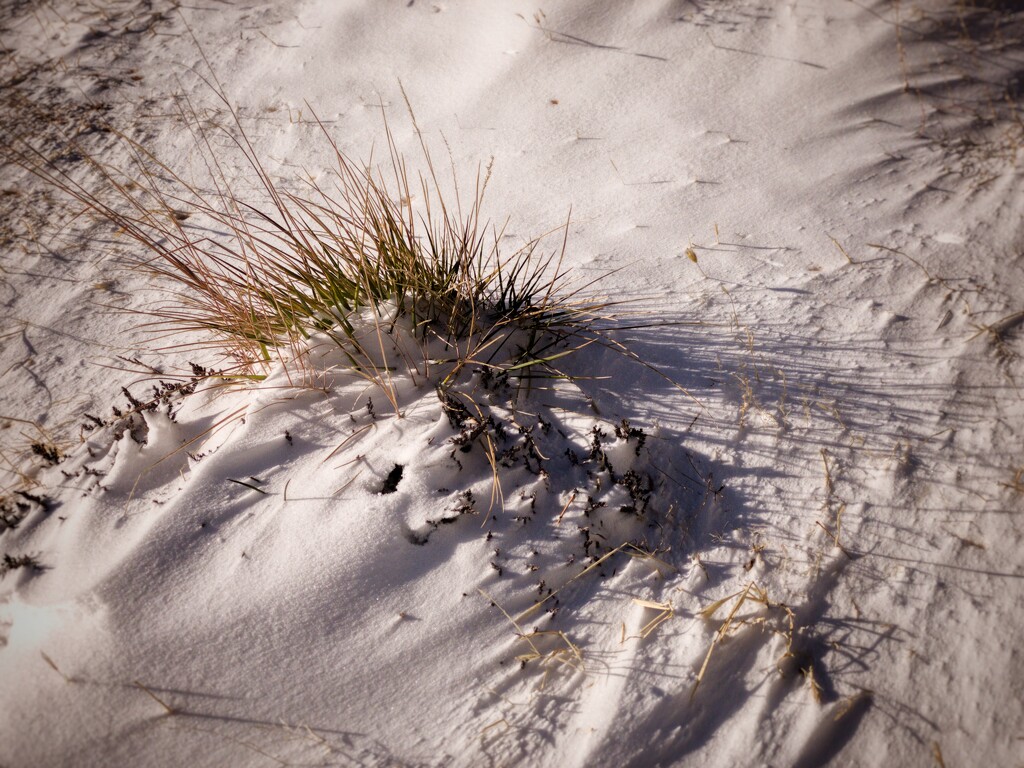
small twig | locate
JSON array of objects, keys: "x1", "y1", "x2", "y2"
[
  {"x1": 134, "y1": 680, "x2": 176, "y2": 715},
  {"x1": 868, "y1": 242, "x2": 938, "y2": 283},
  {"x1": 815, "y1": 521, "x2": 852, "y2": 558},
  {"x1": 41, "y1": 652, "x2": 73, "y2": 683},
  {"x1": 555, "y1": 490, "x2": 577, "y2": 524},
  {"x1": 827, "y1": 234, "x2": 854, "y2": 264},
  {"x1": 227, "y1": 478, "x2": 268, "y2": 494}
]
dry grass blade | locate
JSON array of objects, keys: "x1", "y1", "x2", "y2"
[
  {"x1": 692, "y1": 582, "x2": 767, "y2": 700},
  {"x1": 40, "y1": 651, "x2": 73, "y2": 683},
  {"x1": 514, "y1": 543, "x2": 628, "y2": 623},
  {"x1": 624, "y1": 544, "x2": 677, "y2": 578},
  {"x1": 515, "y1": 630, "x2": 584, "y2": 671},
  {"x1": 480, "y1": 588, "x2": 583, "y2": 671},
  {"x1": 134, "y1": 680, "x2": 176, "y2": 715},
  {"x1": 629, "y1": 598, "x2": 675, "y2": 639}
]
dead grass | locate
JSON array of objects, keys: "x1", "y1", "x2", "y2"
[
  {"x1": 691, "y1": 581, "x2": 797, "y2": 701},
  {"x1": 890, "y1": 1, "x2": 1024, "y2": 183},
  {"x1": 7, "y1": 77, "x2": 623, "y2": 418},
  {"x1": 626, "y1": 597, "x2": 676, "y2": 640}
]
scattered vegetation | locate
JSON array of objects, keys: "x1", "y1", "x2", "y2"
[
  {"x1": 692, "y1": 581, "x2": 795, "y2": 700},
  {"x1": 0, "y1": 491, "x2": 50, "y2": 534},
  {"x1": 893, "y1": 1, "x2": 1024, "y2": 182},
  {"x1": 29, "y1": 440, "x2": 63, "y2": 466},
  {"x1": 1, "y1": 552, "x2": 43, "y2": 576},
  {"x1": 0, "y1": 416, "x2": 69, "y2": 490}
]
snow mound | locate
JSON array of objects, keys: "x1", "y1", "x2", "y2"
[{"x1": 2, "y1": 312, "x2": 722, "y2": 766}]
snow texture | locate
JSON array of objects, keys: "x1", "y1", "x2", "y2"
[{"x1": 1, "y1": 1, "x2": 1022, "y2": 766}]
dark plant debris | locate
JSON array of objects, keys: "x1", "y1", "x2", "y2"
[{"x1": 381, "y1": 464, "x2": 405, "y2": 495}]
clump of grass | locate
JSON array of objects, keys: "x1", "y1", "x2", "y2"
[
  {"x1": 691, "y1": 581, "x2": 795, "y2": 701},
  {"x1": 627, "y1": 597, "x2": 676, "y2": 640},
  {"x1": 7, "y1": 80, "x2": 706, "y2": 515},
  {"x1": 1, "y1": 552, "x2": 43, "y2": 576},
  {"x1": 9, "y1": 85, "x2": 619, "y2": 414},
  {"x1": 0, "y1": 502, "x2": 20, "y2": 532},
  {"x1": 29, "y1": 440, "x2": 63, "y2": 466},
  {"x1": 0, "y1": 491, "x2": 50, "y2": 534},
  {"x1": 0, "y1": 416, "x2": 67, "y2": 492}
]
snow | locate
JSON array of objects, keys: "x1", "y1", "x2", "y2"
[{"x1": 1, "y1": 1, "x2": 1023, "y2": 766}]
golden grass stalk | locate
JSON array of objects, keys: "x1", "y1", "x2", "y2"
[
  {"x1": 7, "y1": 88, "x2": 622, "y2": 413},
  {"x1": 630, "y1": 598, "x2": 675, "y2": 639}
]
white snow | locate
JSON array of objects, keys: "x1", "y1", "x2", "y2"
[{"x1": 1, "y1": 1, "x2": 1022, "y2": 766}]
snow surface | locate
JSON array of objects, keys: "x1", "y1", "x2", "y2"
[{"x1": 1, "y1": 1, "x2": 1023, "y2": 766}]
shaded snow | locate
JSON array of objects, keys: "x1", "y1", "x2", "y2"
[{"x1": 1, "y1": 1, "x2": 1023, "y2": 766}]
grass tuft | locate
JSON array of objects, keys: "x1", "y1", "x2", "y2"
[
  {"x1": 8, "y1": 88, "x2": 620, "y2": 414},
  {"x1": 1, "y1": 552, "x2": 44, "y2": 576}
]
